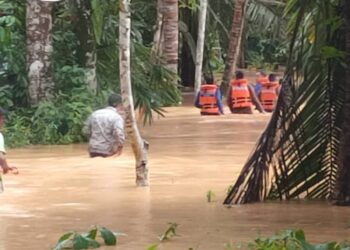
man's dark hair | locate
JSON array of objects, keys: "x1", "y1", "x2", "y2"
[
  {"x1": 108, "y1": 93, "x2": 122, "y2": 107},
  {"x1": 268, "y1": 73, "x2": 277, "y2": 82},
  {"x1": 205, "y1": 76, "x2": 214, "y2": 84},
  {"x1": 235, "y1": 71, "x2": 244, "y2": 79},
  {"x1": 258, "y1": 70, "x2": 267, "y2": 77}
]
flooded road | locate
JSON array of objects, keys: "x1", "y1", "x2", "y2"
[{"x1": 0, "y1": 99, "x2": 349, "y2": 249}]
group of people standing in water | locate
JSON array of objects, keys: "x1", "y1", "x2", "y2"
[{"x1": 195, "y1": 70, "x2": 281, "y2": 115}]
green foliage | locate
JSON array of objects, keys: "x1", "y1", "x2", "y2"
[
  {"x1": 0, "y1": 0, "x2": 182, "y2": 149},
  {"x1": 147, "y1": 244, "x2": 159, "y2": 250},
  {"x1": 225, "y1": 0, "x2": 348, "y2": 205},
  {"x1": 206, "y1": 190, "x2": 216, "y2": 202},
  {"x1": 53, "y1": 226, "x2": 121, "y2": 250},
  {"x1": 30, "y1": 90, "x2": 93, "y2": 145},
  {"x1": 158, "y1": 223, "x2": 178, "y2": 242},
  {"x1": 4, "y1": 110, "x2": 31, "y2": 148},
  {"x1": 132, "y1": 43, "x2": 181, "y2": 124},
  {"x1": 248, "y1": 230, "x2": 350, "y2": 250},
  {"x1": 247, "y1": 36, "x2": 287, "y2": 70},
  {"x1": 55, "y1": 66, "x2": 87, "y2": 92},
  {"x1": 179, "y1": 0, "x2": 199, "y2": 11},
  {"x1": 0, "y1": 0, "x2": 27, "y2": 107}
]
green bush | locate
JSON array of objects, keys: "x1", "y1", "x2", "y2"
[{"x1": 4, "y1": 110, "x2": 31, "y2": 148}]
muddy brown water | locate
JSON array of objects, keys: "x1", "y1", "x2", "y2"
[{"x1": 0, "y1": 99, "x2": 349, "y2": 250}]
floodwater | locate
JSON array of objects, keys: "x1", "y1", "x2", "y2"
[{"x1": 0, "y1": 95, "x2": 349, "y2": 250}]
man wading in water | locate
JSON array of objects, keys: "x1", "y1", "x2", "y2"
[
  {"x1": 0, "y1": 108, "x2": 18, "y2": 192},
  {"x1": 83, "y1": 94, "x2": 125, "y2": 158}
]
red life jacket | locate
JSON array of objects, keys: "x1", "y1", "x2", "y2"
[
  {"x1": 260, "y1": 81, "x2": 279, "y2": 112},
  {"x1": 257, "y1": 76, "x2": 269, "y2": 85},
  {"x1": 199, "y1": 84, "x2": 220, "y2": 115},
  {"x1": 231, "y1": 79, "x2": 252, "y2": 109}
]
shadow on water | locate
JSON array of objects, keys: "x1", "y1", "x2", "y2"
[{"x1": 0, "y1": 103, "x2": 349, "y2": 249}]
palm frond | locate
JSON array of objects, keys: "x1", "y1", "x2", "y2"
[{"x1": 225, "y1": 0, "x2": 346, "y2": 204}]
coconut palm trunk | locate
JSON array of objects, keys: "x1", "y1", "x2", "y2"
[
  {"x1": 119, "y1": 0, "x2": 149, "y2": 186},
  {"x1": 221, "y1": 0, "x2": 248, "y2": 95},
  {"x1": 334, "y1": 0, "x2": 350, "y2": 205},
  {"x1": 161, "y1": 0, "x2": 179, "y2": 76},
  {"x1": 26, "y1": 0, "x2": 54, "y2": 105},
  {"x1": 194, "y1": 0, "x2": 208, "y2": 96}
]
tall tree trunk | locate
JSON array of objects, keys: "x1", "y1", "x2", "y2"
[
  {"x1": 119, "y1": 0, "x2": 149, "y2": 186},
  {"x1": 180, "y1": 4, "x2": 196, "y2": 88},
  {"x1": 26, "y1": 0, "x2": 54, "y2": 105},
  {"x1": 179, "y1": 3, "x2": 198, "y2": 88},
  {"x1": 151, "y1": 0, "x2": 164, "y2": 58},
  {"x1": 161, "y1": 0, "x2": 179, "y2": 76},
  {"x1": 334, "y1": 0, "x2": 350, "y2": 205},
  {"x1": 75, "y1": 0, "x2": 98, "y2": 93},
  {"x1": 194, "y1": 0, "x2": 208, "y2": 96},
  {"x1": 221, "y1": 0, "x2": 248, "y2": 95}
]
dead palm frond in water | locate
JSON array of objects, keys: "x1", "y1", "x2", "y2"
[{"x1": 225, "y1": 0, "x2": 349, "y2": 204}]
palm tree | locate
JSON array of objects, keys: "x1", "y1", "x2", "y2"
[
  {"x1": 26, "y1": 0, "x2": 54, "y2": 105},
  {"x1": 221, "y1": 0, "x2": 248, "y2": 95},
  {"x1": 160, "y1": 0, "x2": 179, "y2": 76},
  {"x1": 224, "y1": 0, "x2": 350, "y2": 205},
  {"x1": 119, "y1": 0, "x2": 149, "y2": 186}
]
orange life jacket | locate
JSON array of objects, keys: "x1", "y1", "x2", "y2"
[
  {"x1": 199, "y1": 84, "x2": 220, "y2": 115},
  {"x1": 257, "y1": 76, "x2": 269, "y2": 85},
  {"x1": 231, "y1": 79, "x2": 252, "y2": 109},
  {"x1": 260, "y1": 81, "x2": 279, "y2": 112}
]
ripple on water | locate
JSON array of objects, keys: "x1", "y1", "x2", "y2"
[{"x1": 0, "y1": 205, "x2": 35, "y2": 218}]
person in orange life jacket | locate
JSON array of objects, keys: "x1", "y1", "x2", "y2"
[
  {"x1": 254, "y1": 71, "x2": 269, "y2": 96},
  {"x1": 227, "y1": 71, "x2": 265, "y2": 114},
  {"x1": 259, "y1": 73, "x2": 280, "y2": 112},
  {"x1": 195, "y1": 76, "x2": 224, "y2": 115}
]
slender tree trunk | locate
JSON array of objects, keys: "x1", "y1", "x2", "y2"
[
  {"x1": 194, "y1": 0, "x2": 208, "y2": 96},
  {"x1": 75, "y1": 0, "x2": 98, "y2": 93},
  {"x1": 151, "y1": 0, "x2": 164, "y2": 58},
  {"x1": 334, "y1": 0, "x2": 350, "y2": 205},
  {"x1": 221, "y1": 0, "x2": 248, "y2": 95},
  {"x1": 119, "y1": 0, "x2": 149, "y2": 186},
  {"x1": 180, "y1": 4, "x2": 197, "y2": 88},
  {"x1": 26, "y1": 0, "x2": 54, "y2": 105},
  {"x1": 161, "y1": 0, "x2": 179, "y2": 76}
]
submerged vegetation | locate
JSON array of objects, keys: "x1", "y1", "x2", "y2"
[
  {"x1": 53, "y1": 226, "x2": 122, "y2": 250},
  {"x1": 54, "y1": 227, "x2": 350, "y2": 250}
]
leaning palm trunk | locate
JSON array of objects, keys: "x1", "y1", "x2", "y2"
[
  {"x1": 119, "y1": 0, "x2": 149, "y2": 186},
  {"x1": 161, "y1": 0, "x2": 178, "y2": 76},
  {"x1": 225, "y1": 1, "x2": 347, "y2": 205},
  {"x1": 26, "y1": 0, "x2": 54, "y2": 105},
  {"x1": 194, "y1": 0, "x2": 208, "y2": 96},
  {"x1": 221, "y1": 0, "x2": 248, "y2": 95},
  {"x1": 334, "y1": 0, "x2": 350, "y2": 205}
]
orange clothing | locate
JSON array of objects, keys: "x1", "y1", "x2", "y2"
[
  {"x1": 230, "y1": 79, "x2": 252, "y2": 109},
  {"x1": 260, "y1": 81, "x2": 279, "y2": 112},
  {"x1": 199, "y1": 84, "x2": 220, "y2": 115},
  {"x1": 257, "y1": 76, "x2": 269, "y2": 85}
]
